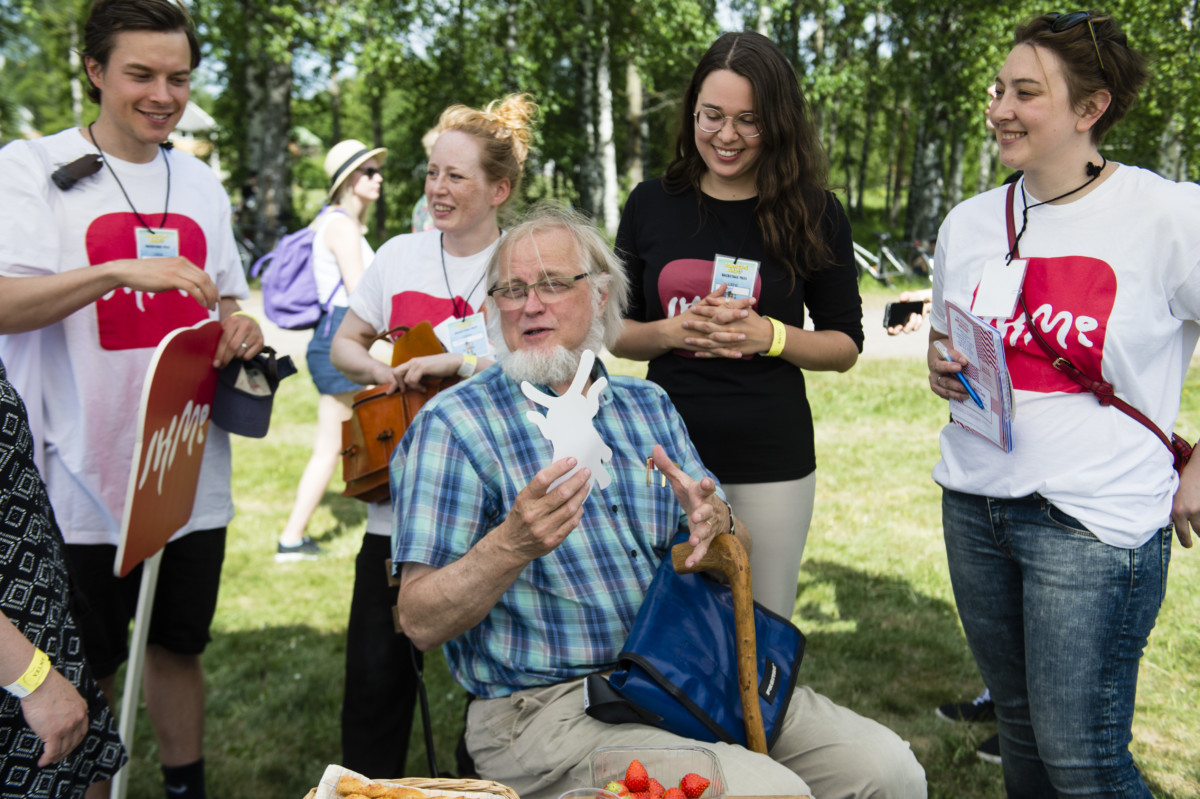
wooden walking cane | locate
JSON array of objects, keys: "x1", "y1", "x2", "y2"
[{"x1": 671, "y1": 533, "x2": 768, "y2": 754}]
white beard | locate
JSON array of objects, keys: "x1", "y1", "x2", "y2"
[{"x1": 499, "y1": 315, "x2": 606, "y2": 388}]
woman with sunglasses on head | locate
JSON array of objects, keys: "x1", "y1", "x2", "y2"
[
  {"x1": 276, "y1": 139, "x2": 386, "y2": 562},
  {"x1": 612, "y1": 31, "x2": 863, "y2": 619},
  {"x1": 330, "y1": 93, "x2": 537, "y2": 778},
  {"x1": 928, "y1": 11, "x2": 1200, "y2": 796}
]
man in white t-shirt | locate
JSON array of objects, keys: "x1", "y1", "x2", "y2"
[{"x1": 0, "y1": 3, "x2": 263, "y2": 797}]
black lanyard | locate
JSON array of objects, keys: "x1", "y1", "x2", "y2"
[
  {"x1": 1005, "y1": 156, "x2": 1106, "y2": 264},
  {"x1": 87, "y1": 122, "x2": 172, "y2": 233},
  {"x1": 439, "y1": 232, "x2": 494, "y2": 319}
]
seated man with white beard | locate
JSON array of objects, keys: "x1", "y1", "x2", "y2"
[{"x1": 389, "y1": 206, "x2": 926, "y2": 799}]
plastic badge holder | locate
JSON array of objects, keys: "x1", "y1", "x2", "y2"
[{"x1": 588, "y1": 746, "x2": 726, "y2": 798}]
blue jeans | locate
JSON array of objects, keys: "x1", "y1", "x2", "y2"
[{"x1": 941, "y1": 489, "x2": 1170, "y2": 798}]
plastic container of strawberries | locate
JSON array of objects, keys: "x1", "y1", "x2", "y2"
[{"x1": 588, "y1": 747, "x2": 726, "y2": 798}]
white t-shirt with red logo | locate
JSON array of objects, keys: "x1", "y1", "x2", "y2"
[
  {"x1": 351, "y1": 229, "x2": 495, "y2": 345},
  {"x1": 349, "y1": 228, "x2": 498, "y2": 535},
  {"x1": 0, "y1": 128, "x2": 249, "y2": 546},
  {"x1": 931, "y1": 165, "x2": 1200, "y2": 547}
]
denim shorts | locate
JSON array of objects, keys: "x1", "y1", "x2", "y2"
[{"x1": 307, "y1": 305, "x2": 360, "y2": 396}]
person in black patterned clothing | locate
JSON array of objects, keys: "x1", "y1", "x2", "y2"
[{"x1": 0, "y1": 358, "x2": 127, "y2": 798}]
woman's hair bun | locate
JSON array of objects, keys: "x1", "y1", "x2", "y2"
[{"x1": 438, "y1": 93, "x2": 539, "y2": 165}]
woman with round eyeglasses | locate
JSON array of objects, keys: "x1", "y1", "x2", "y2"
[
  {"x1": 276, "y1": 139, "x2": 386, "y2": 562},
  {"x1": 329, "y1": 93, "x2": 537, "y2": 779},
  {"x1": 612, "y1": 31, "x2": 863, "y2": 619},
  {"x1": 928, "y1": 12, "x2": 1200, "y2": 795}
]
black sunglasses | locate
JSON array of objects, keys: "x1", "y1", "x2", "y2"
[
  {"x1": 359, "y1": 166, "x2": 382, "y2": 179},
  {"x1": 1048, "y1": 11, "x2": 1107, "y2": 77}
]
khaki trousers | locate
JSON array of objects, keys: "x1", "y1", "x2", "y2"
[{"x1": 465, "y1": 677, "x2": 926, "y2": 799}]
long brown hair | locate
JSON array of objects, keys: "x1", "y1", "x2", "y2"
[{"x1": 664, "y1": 31, "x2": 832, "y2": 279}]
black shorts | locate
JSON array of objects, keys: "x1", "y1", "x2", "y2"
[{"x1": 65, "y1": 528, "x2": 227, "y2": 679}]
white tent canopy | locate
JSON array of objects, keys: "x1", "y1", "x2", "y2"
[{"x1": 176, "y1": 101, "x2": 216, "y2": 134}]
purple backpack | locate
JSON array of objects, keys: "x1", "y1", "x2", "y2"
[{"x1": 250, "y1": 209, "x2": 344, "y2": 331}]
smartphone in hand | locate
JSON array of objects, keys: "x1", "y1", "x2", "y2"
[{"x1": 883, "y1": 300, "x2": 926, "y2": 329}]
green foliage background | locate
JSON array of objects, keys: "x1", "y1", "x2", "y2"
[{"x1": 3, "y1": 0, "x2": 1196, "y2": 244}]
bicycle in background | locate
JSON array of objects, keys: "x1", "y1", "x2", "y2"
[
  {"x1": 852, "y1": 233, "x2": 935, "y2": 286},
  {"x1": 903, "y1": 238, "x2": 934, "y2": 279}
]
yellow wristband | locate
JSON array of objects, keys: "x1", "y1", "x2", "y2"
[
  {"x1": 230, "y1": 310, "x2": 261, "y2": 326},
  {"x1": 457, "y1": 353, "x2": 478, "y2": 379},
  {"x1": 764, "y1": 316, "x2": 786, "y2": 357},
  {"x1": 5, "y1": 648, "x2": 51, "y2": 698}
]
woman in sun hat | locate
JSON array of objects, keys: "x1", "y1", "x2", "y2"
[{"x1": 275, "y1": 138, "x2": 386, "y2": 562}]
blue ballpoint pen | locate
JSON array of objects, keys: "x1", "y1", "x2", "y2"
[{"x1": 934, "y1": 340, "x2": 985, "y2": 409}]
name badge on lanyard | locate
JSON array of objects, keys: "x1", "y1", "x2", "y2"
[
  {"x1": 711, "y1": 253, "x2": 759, "y2": 299},
  {"x1": 136, "y1": 227, "x2": 180, "y2": 260},
  {"x1": 447, "y1": 312, "x2": 491, "y2": 356},
  {"x1": 971, "y1": 258, "x2": 1028, "y2": 320}
]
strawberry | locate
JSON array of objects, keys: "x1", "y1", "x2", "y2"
[
  {"x1": 630, "y1": 793, "x2": 651, "y2": 799},
  {"x1": 663, "y1": 789, "x2": 687, "y2": 799},
  {"x1": 605, "y1": 781, "x2": 630, "y2": 797},
  {"x1": 647, "y1": 779, "x2": 665, "y2": 797},
  {"x1": 625, "y1": 760, "x2": 650, "y2": 793},
  {"x1": 679, "y1": 773, "x2": 710, "y2": 799}
]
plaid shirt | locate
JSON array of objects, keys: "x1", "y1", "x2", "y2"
[{"x1": 390, "y1": 360, "x2": 718, "y2": 699}]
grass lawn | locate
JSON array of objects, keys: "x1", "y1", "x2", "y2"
[{"x1": 113, "y1": 352, "x2": 1199, "y2": 798}]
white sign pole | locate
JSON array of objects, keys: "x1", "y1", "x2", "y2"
[{"x1": 109, "y1": 549, "x2": 162, "y2": 799}]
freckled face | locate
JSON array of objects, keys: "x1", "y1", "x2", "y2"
[{"x1": 425, "y1": 130, "x2": 509, "y2": 239}]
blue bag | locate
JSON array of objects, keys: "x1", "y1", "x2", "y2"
[
  {"x1": 584, "y1": 531, "x2": 805, "y2": 749},
  {"x1": 250, "y1": 209, "x2": 344, "y2": 331}
]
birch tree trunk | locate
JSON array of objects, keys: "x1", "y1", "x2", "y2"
[
  {"x1": 977, "y1": 134, "x2": 997, "y2": 194},
  {"x1": 626, "y1": 61, "x2": 644, "y2": 189},
  {"x1": 855, "y1": 14, "x2": 883, "y2": 219},
  {"x1": 504, "y1": 0, "x2": 520, "y2": 93},
  {"x1": 904, "y1": 105, "x2": 945, "y2": 244},
  {"x1": 578, "y1": 0, "x2": 601, "y2": 216},
  {"x1": 887, "y1": 97, "x2": 910, "y2": 229},
  {"x1": 244, "y1": 50, "x2": 294, "y2": 248},
  {"x1": 946, "y1": 131, "x2": 964, "y2": 210},
  {"x1": 69, "y1": 26, "x2": 82, "y2": 127},
  {"x1": 597, "y1": 30, "x2": 619, "y2": 235}
]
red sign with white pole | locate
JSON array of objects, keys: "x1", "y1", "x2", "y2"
[{"x1": 115, "y1": 318, "x2": 222, "y2": 577}]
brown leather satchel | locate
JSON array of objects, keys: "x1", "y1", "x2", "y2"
[{"x1": 340, "y1": 321, "x2": 458, "y2": 503}]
